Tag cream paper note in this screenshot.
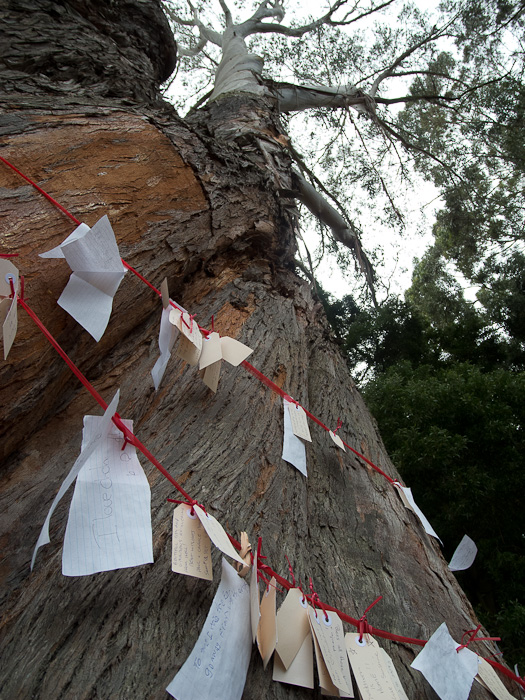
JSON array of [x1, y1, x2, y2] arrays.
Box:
[[250, 547, 260, 643], [345, 633, 409, 700], [257, 578, 277, 669], [448, 535, 477, 572], [169, 308, 202, 366], [475, 657, 517, 700], [40, 217, 126, 342], [220, 336, 253, 366], [287, 403, 312, 442], [275, 588, 311, 669], [31, 391, 120, 570], [172, 504, 212, 581], [166, 558, 252, 700], [273, 632, 314, 689], [282, 398, 307, 476], [329, 431, 346, 451], [62, 416, 153, 576], [0, 258, 19, 359], [309, 606, 354, 696], [193, 505, 245, 566], [312, 628, 353, 697], [411, 622, 479, 700]]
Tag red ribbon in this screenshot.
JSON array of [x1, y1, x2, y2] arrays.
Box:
[[358, 595, 383, 642]]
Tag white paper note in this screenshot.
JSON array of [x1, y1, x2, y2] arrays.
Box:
[[194, 506, 246, 565], [288, 403, 312, 442], [411, 623, 479, 700], [0, 258, 19, 359], [40, 217, 126, 341], [329, 431, 346, 451], [345, 634, 409, 700], [151, 305, 178, 390], [449, 535, 477, 572], [62, 415, 153, 576], [250, 547, 260, 643], [31, 391, 120, 570], [166, 558, 252, 700], [282, 399, 307, 476], [398, 485, 441, 542]]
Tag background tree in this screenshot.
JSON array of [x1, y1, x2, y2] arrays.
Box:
[[1, 1, 522, 699]]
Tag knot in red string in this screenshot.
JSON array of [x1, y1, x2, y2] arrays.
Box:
[[309, 577, 329, 621], [358, 595, 382, 641], [333, 417, 343, 434], [285, 555, 296, 588], [457, 624, 501, 652]]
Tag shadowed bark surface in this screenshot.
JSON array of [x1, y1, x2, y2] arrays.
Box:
[[0, 2, 516, 699]]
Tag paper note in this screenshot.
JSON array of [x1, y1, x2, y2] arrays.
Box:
[[273, 634, 314, 689], [449, 535, 477, 572], [202, 361, 221, 393], [275, 588, 311, 669], [193, 506, 245, 566], [169, 308, 202, 365], [393, 482, 414, 511], [329, 431, 346, 451], [200, 332, 222, 369], [31, 391, 120, 570], [250, 546, 260, 642], [282, 399, 307, 476], [380, 648, 411, 699], [62, 415, 153, 576], [40, 217, 126, 342], [476, 657, 517, 700], [161, 278, 170, 309], [397, 485, 441, 542], [309, 606, 354, 695], [220, 336, 253, 366], [166, 558, 251, 700], [411, 623, 479, 700], [345, 634, 409, 700], [257, 578, 277, 669], [288, 403, 312, 442], [172, 504, 212, 581], [0, 258, 19, 359], [151, 305, 178, 390], [312, 627, 353, 697]]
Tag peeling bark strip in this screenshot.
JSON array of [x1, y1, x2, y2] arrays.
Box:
[[0, 2, 514, 699]]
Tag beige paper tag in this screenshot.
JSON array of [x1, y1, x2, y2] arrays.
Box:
[[220, 336, 253, 366], [393, 483, 414, 512], [329, 431, 346, 451], [275, 588, 311, 669], [202, 360, 221, 392], [1, 296, 17, 360], [273, 635, 314, 689], [288, 404, 312, 442], [171, 504, 213, 581], [199, 331, 223, 369], [312, 627, 353, 697], [309, 606, 354, 695], [476, 657, 516, 700], [161, 278, 170, 309], [193, 505, 245, 565], [170, 308, 202, 364], [250, 547, 260, 643], [345, 633, 409, 700], [379, 649, 411, 700], [257, 578, 277, 669], [0, 258, 19, 297]]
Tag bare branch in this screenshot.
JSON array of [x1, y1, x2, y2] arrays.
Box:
[[275, 82, 370, 114], [218, 0, 233, 27]]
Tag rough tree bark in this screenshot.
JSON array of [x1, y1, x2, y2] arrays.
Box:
[[0, 2, 514, 699]]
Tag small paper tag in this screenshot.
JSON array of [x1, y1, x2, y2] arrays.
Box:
[[288, 404, 312, 442], [1, 296, 17, 360], [345, 634, 409, 700], [161, 278, 170, 309], [275, 588, 311, 669], [257, 578, 277, 669], [200, 332, 223, 369], [220, 336, 253, 366], [397, 485, 441, 541], [194, 506, 246, 566], [170, 308, 202, 364], [393, 482, 414, 511], [282, 399, 307, 476], [475, 658, 516, 700], [273, 635, 314, 689], [202, 361, 221, 393], [329, 431, 346, 451], [448, 535, 477, 572], [312, 627, 353, 697], [171, 504, 213, 581], [250, 547, 260, 643], [308, 607, 353, 695], [177, 334, 201, 366]]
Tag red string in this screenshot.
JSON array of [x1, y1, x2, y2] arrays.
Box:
[[333, 417, 343, 434], [358, 595, 383, 641], [0, 253, 19, 258], [5, 157, 525, 692], [457, 625, 501, 652]]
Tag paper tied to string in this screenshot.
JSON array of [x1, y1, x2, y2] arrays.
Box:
[[257, 576, 277, 669], [345, 633, 409, 700], [448, 535, 477, 572], [31, 391, 120, 570], [394, 484, 442, 542], [0, 257, 19, 359], [166, 558, 252, 700], [151, 301, 178, 390], [250, 545, 260, 643], [329, 430, 346, 451], [193, 505, 245, 566], [62, 414, 153, 576], [169, 307, 203, 366], [308, 605, 354, 696], [476, 657, 517, 700], [282, 398, 307, 477], [171, 503, 212, 581], [273, 588, 314, 690], [198, 333, 254, 393], [411, 623, 479, 700], [39, 216, 126, 342]]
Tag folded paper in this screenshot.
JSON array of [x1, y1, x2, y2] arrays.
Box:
[[275, 588, 311, 669], [250, 546, 260, 643], [257, 578, 277, 669], [395, 484, 441, 542], [282, 398, 307, 476], [166, 558, 251, 700], [411, 623, 478, 700], [31, 391, 120, 570], [40, 217, 126, 341], [151, 305, 178, 390], [448, 535, 477, 572], [193, 505, 246, 566], [329, 431, 346, 451], [273, 633, 314, 689], [169, 308, 202, 366], [62, 415, 153, 576], [0, 258, 19, 360]]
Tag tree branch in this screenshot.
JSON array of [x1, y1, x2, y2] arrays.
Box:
[[275, 82, 371, 114]]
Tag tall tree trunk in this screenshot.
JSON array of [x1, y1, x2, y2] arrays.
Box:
[[0, 2, 512, 699]]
